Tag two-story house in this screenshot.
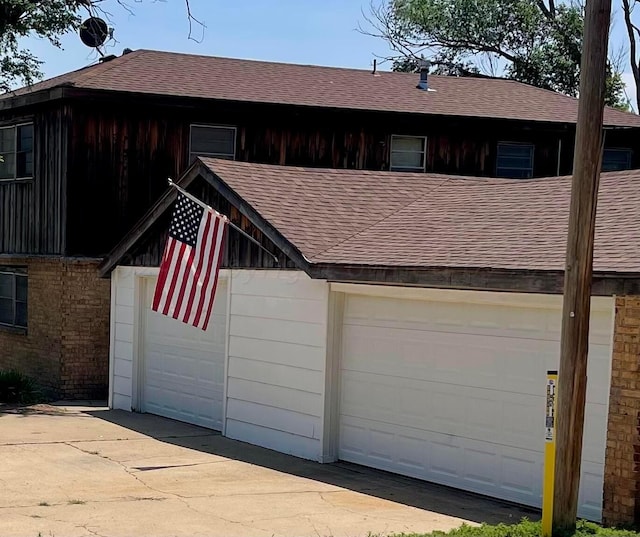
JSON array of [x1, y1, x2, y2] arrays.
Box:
[[2, 48, 640, 398], [3, 49, 640, 527]]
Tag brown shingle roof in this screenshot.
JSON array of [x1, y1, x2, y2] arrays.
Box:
[[6, 49, 640, 127], [200, 158, 640, 273]]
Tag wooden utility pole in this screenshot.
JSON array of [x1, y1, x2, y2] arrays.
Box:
[[553, 0, 611, 531]]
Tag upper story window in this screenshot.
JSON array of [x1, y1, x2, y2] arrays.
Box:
[[602, 148, 632, 172], [390, 135, 427, 172], [0, 267, 27, 330], [189, 125, 236, 162], [496, 142, 534, 179], [0, 123, 34, 181]]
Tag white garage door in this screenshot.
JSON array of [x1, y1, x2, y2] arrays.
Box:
[[141, 276, 228, 430], [338, 291, 613, 521]]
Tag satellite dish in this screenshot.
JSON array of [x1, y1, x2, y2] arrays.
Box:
[[79, 17, 109, 48]]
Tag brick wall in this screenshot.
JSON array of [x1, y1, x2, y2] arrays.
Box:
[[60, 259, 110, 399], [0, 258, 63, 397], [0, 257, 109, 400], [603, 296, 640, 526]]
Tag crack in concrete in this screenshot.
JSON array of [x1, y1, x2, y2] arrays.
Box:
[[1, 433, 217, 447], [62, 442, 263, 534], [78, 523, 107, 537], [0, 496, 166, 510]]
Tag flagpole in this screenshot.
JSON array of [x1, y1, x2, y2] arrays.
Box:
[[167, 178, 280, 264]]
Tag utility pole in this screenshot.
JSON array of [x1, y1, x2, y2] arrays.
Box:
[[553, 0, 611, 531]]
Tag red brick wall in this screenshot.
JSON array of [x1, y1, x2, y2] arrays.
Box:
[[603, 296, 640, 526], [0, 257, 109, 399]]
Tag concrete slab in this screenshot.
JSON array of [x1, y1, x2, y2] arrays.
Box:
[[0, 404, 537, 537]]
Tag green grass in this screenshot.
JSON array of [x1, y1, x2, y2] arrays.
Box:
[[37, 501, 49, 507], [0, 370, 41, 404], [67, 499, 86, 505], [389, 520, 639, 537]]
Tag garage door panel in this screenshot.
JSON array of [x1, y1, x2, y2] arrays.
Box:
[[340, 413, 542, 506], [342, 369, 544, 451], [463, 440, 499, 487], [579, 462, 605, 521], [346, 296, 549, 341], [339, 293, 613, 521], [501, 450, 540, 496], [343, 324, 560, 396], [586, 349, 614, 404], [141, 277, 227, 430], [396, 433, 427, 471], [583, 403, 608, 463]]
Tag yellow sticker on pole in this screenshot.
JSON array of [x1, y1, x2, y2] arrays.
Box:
[[542, 370, 558, 537]]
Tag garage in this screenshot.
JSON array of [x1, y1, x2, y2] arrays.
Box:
[[139, 275, 229, 430], [337, 289, 613, 521], [104, 159, 640, 526]]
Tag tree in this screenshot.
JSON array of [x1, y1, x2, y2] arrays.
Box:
[[622, 0, 640, 111], [1, 1, 87, 93], [0, 0, 202, 94], [365, 0, 629, 110]]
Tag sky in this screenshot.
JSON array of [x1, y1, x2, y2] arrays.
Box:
[[17, 0, 640, 109], [21, 1, 390, 77]]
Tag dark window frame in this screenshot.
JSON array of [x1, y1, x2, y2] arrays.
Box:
[[189, 124, 237, 162], [602, 148, 632, 172], [0, 123, 34, 182], [496, 142, 535, 179], [390, 135, 428, 172], [0, 267, 27, 332]]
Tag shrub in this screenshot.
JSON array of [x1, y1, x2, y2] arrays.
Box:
[[390, 519, 640, 537], [0, 370, 41, 404]]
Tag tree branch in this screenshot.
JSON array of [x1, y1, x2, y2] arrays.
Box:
[[622, 0, 640, 111], [184, 0, 205, 43], [537, 0, 553, 19]]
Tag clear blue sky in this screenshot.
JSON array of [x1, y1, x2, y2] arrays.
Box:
[[18, 0, 638, 105], [21, 0, 392, 77]]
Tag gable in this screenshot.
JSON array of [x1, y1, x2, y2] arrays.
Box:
[[100, 169, 298, 276]]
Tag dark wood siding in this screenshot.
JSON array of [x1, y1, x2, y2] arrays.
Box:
[[0, 105, 69, 254], [65, 98, 589, 257], [122, 177, 294, 269], [0, 93, 628, 259]]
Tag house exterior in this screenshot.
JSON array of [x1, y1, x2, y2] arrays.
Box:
[[1, 50, 640, 525], [100, 158, 640, 526], [6, 51, 639, 399]]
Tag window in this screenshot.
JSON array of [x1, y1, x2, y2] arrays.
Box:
[[602, 148, 632, 172], [189, 125, 236, 162], [0, 124, 34, 181], [390, 135, 427, 171], [0, 268, 27, 329], [496, 142, 534, 178]]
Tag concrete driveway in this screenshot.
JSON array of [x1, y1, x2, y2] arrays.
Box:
[[0, 403, 537, 537]]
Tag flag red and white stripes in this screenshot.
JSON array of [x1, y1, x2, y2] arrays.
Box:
[[152, 192, 227, 330]]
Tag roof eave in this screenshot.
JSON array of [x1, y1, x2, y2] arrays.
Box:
[[0, 86, 70, 112], [6, 85, 640, 129], [308, 263, 640, 296]]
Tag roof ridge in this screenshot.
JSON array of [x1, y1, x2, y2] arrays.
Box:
[[310, 175, 456, 260]]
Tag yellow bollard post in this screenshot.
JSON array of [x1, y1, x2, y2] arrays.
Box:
[[542, 370, 558, 537]]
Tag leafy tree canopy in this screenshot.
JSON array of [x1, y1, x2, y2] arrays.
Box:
[[0, 0, 90, 93], [366, 0, 629, 110], [0, 0, 202, 94]]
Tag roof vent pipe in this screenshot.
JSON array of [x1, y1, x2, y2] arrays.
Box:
[[416, 58, 430, 90]]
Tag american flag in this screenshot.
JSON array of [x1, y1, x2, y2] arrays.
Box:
[[152, 191, 227, 330]]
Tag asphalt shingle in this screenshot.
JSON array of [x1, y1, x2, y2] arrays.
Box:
[[200, 158, 640, 273], [6, 49, 640, 127]]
